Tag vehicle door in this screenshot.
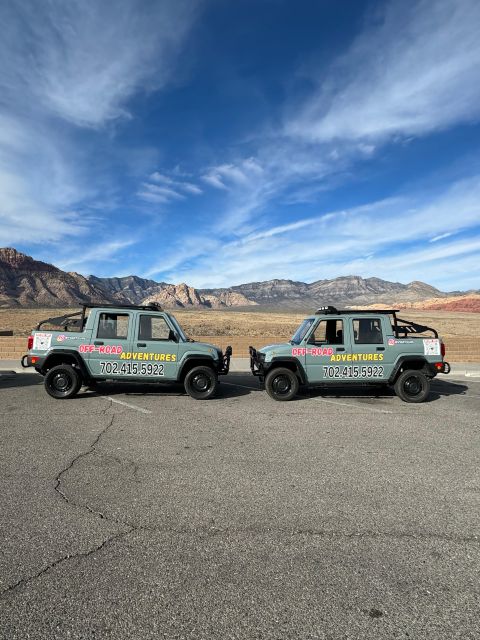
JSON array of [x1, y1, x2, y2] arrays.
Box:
[[303, 317, 347, 383], [348, 316, 391, 381], [84, 310, 132, 377], [127, 313, 179, 380]]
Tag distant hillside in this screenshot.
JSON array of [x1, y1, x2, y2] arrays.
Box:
[[0, 247, 477, 310], [199, 276, 446, 309], [0, 248, 255, 308], [0, 248, 110, 307]]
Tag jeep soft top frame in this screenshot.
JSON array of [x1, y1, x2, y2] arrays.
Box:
[[314, 307, 438, 338], [36, 302, 164, 331]]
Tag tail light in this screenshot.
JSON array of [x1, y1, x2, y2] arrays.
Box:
[[27, 335, 33, 350], [441, 342, 446, 358]]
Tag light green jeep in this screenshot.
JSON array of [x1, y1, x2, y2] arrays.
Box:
[[250, 306, 450, 403], [22, 303, 232, 400]]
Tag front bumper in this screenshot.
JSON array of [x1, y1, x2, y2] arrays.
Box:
[[249, 346, 266, 379], [217, 346, 232, 375]]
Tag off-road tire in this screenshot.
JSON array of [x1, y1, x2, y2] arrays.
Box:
[[184, 366, 217, 400], [265, 367, 299, 401], [44, 364, 82, 399], [394, 370, 430, 403]]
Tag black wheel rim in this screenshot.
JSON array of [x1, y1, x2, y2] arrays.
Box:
[[403, 375, 422, 397], [50, 371, 73, 394], [272, 374, 291, 396], [192, 373, 211, 393]]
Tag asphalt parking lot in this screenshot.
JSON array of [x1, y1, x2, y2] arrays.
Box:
[[0, 371, 479, 639]]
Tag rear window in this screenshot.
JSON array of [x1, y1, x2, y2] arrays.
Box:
[[353, 318, 383, 344], [97, 313, 129, 339]]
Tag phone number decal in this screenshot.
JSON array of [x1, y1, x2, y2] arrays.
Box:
[[323, 365, 385, 379], [99, 361, 164, 376]]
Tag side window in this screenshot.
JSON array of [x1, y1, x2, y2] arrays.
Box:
[[353, 318, 383, 344], [97, 313, 129, 339], [138, 315, 172, 341], [310, 319, 344, 345]]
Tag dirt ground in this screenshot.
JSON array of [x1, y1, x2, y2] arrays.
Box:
[[1, 307, 479, 338]]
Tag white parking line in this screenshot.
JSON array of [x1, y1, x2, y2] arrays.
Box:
[[102, 396, 152, 414], [222, 381, 260, 391], [315, 397, 393, 414]]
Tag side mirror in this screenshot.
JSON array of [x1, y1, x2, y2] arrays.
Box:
[[169, 329, 179, 342], [307, 335, 315, 344]]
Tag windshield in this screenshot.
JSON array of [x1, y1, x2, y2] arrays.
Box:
[[167, 314, 188, 342], [291, 318, 315, 345]]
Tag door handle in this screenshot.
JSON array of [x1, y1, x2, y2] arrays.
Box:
[[377, 347, 385, 351], [137, 342, 146, 347], [94, 341, 104, 345], [336, 347, 345, 352]]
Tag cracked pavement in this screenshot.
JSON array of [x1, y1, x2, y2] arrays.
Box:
[[0, 372, 479, 639]]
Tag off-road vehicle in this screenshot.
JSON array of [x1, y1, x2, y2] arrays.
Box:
[[250, 307, 450, 403], [22, 303, 232, 400]]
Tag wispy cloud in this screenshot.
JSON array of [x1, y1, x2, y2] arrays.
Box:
[[0, 0, 200, 129], [139, 170, 203, 204], [190, 0, 480, 254], [201, 158, 264, 191], [430, 231, 455, 243], [55, 238, 139, 272], [0, 0, 200, 252], [287, 0, 480, 144], [138, 183, 187, 204], [156, 175, 480, 290]]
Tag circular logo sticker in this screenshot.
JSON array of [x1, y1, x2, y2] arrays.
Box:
[[57, 334, 66, 342]]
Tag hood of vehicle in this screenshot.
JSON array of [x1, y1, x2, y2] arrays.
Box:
[[259, 343, 290, 356], [187, 341, 222, 357]]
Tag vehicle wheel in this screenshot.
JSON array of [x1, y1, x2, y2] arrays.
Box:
[[184, 366, 217, 400], [265, 367, 299, 401], [44, 364, 82, 399], [394, 370, 430, 403]]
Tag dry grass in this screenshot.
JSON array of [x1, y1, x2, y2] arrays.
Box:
[[1, 307, 479, 338]]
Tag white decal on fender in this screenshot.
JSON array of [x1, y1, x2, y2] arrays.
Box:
[[33, 333, 52, 351], [423, 339, 440, 356]]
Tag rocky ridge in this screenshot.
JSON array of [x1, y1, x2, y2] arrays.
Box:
[[0, 247, 477, 310]]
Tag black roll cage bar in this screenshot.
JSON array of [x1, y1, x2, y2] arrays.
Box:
[[314, 307, 438, 339], [36, 302, 164, 331]]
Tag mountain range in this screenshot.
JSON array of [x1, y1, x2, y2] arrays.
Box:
[[0, 247, 477, 310]]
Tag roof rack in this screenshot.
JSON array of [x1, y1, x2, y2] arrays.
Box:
[[315, 307, 400, 315], [81, 302, 164, 312]]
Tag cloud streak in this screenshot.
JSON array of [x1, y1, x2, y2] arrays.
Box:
[[0, 0, 200, 128], [288, 0, 480, 143], [0, 0, 201, 264], [157, 175, 480, 290]]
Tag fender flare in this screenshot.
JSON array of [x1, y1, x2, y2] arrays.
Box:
[[267, 356, 307, 385], [177, 354, 218, 381], [388, 356, 432, 383], [41, 349, 91, 379]]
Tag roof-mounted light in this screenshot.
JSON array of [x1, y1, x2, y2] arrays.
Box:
[[315, 306, 339, 315]]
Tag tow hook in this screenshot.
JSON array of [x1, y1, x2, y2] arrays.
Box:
[[21, 354, 30, 368]]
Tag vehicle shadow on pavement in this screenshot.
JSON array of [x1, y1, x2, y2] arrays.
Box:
[[302, 379, 469, 402], [71, 378, 253, 400], [429, 379, 470, 400], [0, 372, 43, 388]]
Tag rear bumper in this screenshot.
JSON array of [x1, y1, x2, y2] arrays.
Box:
[[21, 354, 45, 371], [426, 361, 451, 376]]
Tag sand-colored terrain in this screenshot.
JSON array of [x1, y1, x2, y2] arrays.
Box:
[[1, 307, 479, 339]]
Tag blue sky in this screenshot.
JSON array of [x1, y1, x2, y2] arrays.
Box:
[[1, 0, 480, 291]]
